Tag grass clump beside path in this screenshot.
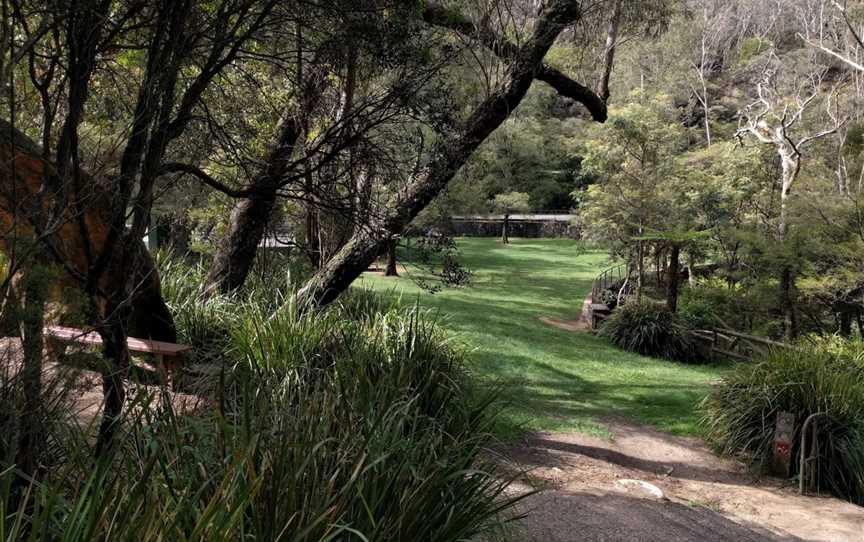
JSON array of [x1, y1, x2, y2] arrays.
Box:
[[359, 238, 726, 438]]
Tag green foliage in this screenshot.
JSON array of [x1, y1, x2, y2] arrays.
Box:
[[678, 279, 746, 330], [599, 301, 696, 362], [0, 285, 521, 540], [737, 37, 772, 65], [677, 293, 719, 330], [492, 191, 531, 214], [702, 340, 864, 504], [443, 87, 588, 213], [578, 95, 691, 254]]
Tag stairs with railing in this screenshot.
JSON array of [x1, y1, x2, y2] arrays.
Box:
[[588, 263, 633, 329]]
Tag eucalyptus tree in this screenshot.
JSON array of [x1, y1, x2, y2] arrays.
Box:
[[735, 51, 847, 338], [297, 0, 609, 309], [579, 94, 689, 300], [193, 0, 612, 300]]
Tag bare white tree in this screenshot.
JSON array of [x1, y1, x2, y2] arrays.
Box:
[[736, 54, 847, 337], [800, 1, 864, 73], [688, 1, 736, 146]]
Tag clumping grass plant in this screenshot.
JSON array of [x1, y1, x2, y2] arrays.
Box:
[[599, 301, 696, 362], [0, 255, 523, 540], [702, 338, 864, 504]]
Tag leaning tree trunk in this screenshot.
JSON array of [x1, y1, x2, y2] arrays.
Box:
[[205, 188, 279, 296], [666, 244, 681, 313], [204, 116, 304, 296], [297, 0, 588, 309], [205, 66, 330, 295]]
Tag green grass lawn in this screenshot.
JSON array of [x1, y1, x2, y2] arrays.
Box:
[[358, 238, 726, 438]]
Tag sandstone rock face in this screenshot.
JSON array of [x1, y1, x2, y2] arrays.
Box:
[[0, 118, 175, 342]]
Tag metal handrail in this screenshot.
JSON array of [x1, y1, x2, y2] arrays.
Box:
[[800, 412, 828, 496], [591, 263, 630, 303]]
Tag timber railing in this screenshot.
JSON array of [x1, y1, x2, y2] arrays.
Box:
[[688, 328, 792, 362]]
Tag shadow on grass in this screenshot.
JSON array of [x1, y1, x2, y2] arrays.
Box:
[[363, 239, 726, 438]]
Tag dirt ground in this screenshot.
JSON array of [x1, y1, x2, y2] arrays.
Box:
[[500, 419, 864, 541], [539, 295, 593, 332], [0, 338, 204, 429]]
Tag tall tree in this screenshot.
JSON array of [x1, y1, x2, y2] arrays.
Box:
[[736, 55, 846, 338], [297, 0, 603, 309]]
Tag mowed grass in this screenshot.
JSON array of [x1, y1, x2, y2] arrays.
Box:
[[357, 238, 726, 438]]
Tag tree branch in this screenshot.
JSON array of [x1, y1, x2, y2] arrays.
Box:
[[422, 1, 607, 122], [159, 162, 258, 198]]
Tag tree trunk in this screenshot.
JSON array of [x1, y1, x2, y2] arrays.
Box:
[[205, 114, 305, 296], [666, 244, 681, 313], [502, 214, 510, 244], [778, 153, 799, 340], [687, 251, 696, 287], [205, 65, 329, 294], [839, 306, 853, 337], [16, 270, 46, 477], [779, 266, 799, 339], [205, 189, 278, 296], [305, 206, 322, 268], [385, 238, 399, 276], [596, 0, 621, 102], [94, 311, 131, 457], [636, 241, 644, 303], [297, 0, 587, 309], [167, 216, 191, 255]]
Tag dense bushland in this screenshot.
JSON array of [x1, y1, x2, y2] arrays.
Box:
[[0, 257, 519, 540], [702, 338, 864, 504]]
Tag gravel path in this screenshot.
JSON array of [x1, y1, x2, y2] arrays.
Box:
[[500, 419, 864, 541]]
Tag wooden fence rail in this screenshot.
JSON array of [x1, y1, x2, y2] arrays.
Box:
[[688, 328, 792, 362]]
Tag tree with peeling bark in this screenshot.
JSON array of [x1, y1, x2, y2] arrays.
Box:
[[736, 54, 847, 338]]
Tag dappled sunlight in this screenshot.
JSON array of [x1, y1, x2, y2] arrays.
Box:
[[359, 238, 726, 438]]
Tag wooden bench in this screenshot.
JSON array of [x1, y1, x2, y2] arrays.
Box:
[[44, 325, 190, 384]]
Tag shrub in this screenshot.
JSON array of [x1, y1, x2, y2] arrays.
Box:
[[0, 277, 521, 540], [678, 278, 780, 337], [702, 340, 864, 504], [677, 293, 717, 330], [599, 301, 695, 361]]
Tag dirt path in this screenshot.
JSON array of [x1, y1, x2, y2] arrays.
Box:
[[539, 294, 593, 332], [500, 419, 864, 541]]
